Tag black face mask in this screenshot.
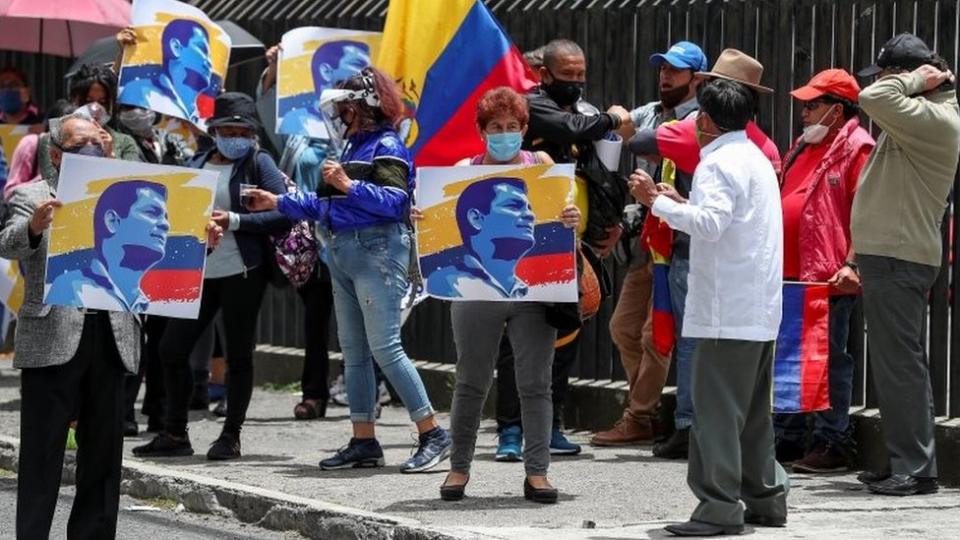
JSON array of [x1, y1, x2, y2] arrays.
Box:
[[543, 69, 584, 107]]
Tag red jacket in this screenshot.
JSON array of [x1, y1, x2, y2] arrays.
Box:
[[781, 117, 875, 282]]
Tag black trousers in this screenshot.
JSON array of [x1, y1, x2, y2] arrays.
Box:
[[160, 268, 267, 437], [124, 316, 168, 424], [17, 312, 126, 540], [297, 266, 333, 402], [496, 330, 580, 431]]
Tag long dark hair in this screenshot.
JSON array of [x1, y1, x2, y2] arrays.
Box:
[[337, 67, 408, 131]]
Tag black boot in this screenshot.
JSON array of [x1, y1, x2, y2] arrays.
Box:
[[653, 427, 689, 459]]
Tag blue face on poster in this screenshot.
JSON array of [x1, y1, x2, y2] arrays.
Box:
[[311, 40, 371, 94], [46, 181, 170, 313]]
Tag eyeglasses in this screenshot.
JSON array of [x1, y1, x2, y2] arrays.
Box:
[[801, 100, 835, 111]]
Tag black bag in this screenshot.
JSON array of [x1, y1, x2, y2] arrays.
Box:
[[577, 148, 630, 252]]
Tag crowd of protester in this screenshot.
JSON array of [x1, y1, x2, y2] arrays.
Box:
[[0, 24, 957, 539]]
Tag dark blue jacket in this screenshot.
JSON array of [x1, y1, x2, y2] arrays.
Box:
[[277, 126, 413, 232], [188, 147, 291, 271]]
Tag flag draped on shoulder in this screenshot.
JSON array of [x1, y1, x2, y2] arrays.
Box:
[[640, 158, 677, 357], [773, 282, 831, 413], [377, 0, 538, 166]]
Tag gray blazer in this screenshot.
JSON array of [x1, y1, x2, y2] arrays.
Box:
[[0, 181, 140, 372]]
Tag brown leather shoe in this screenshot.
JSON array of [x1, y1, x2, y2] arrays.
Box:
[[590, 417, 654, 446]]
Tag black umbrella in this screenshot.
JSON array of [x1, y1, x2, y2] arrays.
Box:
[[64, 19, 265, 79]]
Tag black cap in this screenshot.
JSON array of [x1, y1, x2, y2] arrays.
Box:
[[205, 92, 261, 130], [858, 33, 935, 77]]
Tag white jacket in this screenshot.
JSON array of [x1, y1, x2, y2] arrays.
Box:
[[652, 131, 783, 342]]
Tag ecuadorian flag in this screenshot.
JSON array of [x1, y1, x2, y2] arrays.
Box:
[[773, 283, 831, 413], [378, 0, 537, 166]]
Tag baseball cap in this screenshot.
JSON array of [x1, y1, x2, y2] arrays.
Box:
[[790, 69, 861, 103], [650, 41, 708, 72], [858, 33, 934, 77]]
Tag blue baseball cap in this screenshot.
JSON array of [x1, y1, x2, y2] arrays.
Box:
[[649, 41, 708, 72]]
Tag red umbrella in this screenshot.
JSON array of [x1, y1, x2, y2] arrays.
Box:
[[0, 0, 131, 57]]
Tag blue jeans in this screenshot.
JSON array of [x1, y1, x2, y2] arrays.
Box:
[[669, 255, 695, 429], [774, 295, 858, 449], [322, 222, 435, 424]]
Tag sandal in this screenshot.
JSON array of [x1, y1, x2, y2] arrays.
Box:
[[294, 399, 327, 420]]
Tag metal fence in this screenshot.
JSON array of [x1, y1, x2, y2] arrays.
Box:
[[1, 0, 958, 417]]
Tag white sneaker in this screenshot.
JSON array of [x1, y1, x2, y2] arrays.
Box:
[[329, 375, 349, 407], [378, 381, 392, 405]]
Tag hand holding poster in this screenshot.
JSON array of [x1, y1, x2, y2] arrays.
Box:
[[118, 0, 231, 129], [417, 164, 577, 302], [43, 154, 217, 318], [276, 27, 381, 139]]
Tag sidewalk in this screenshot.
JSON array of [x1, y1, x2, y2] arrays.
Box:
[[1, 363, 959, 539]]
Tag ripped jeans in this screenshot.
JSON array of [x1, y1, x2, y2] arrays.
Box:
[[321, 222, 435, 424]]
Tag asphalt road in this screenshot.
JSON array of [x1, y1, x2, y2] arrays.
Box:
[[0, 475, 303, 540]]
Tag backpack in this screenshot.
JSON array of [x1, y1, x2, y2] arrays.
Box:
[[244, 149, 319, 288]]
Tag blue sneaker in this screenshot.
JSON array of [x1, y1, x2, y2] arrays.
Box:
[[400, 427, 452, 473], [320, 438, 385, 470], [495, 425, 523, 462], [550, 428, 582, 455]]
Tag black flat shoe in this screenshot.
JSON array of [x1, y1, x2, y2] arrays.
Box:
[[744, 510, 786, 527], [523, 478, 558, 504], [207, 432, 241, 461], [440, 476, 470, 501], [664, 520, 744, 537], [868, 474, 938, 496]]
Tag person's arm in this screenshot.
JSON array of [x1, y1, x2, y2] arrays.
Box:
[[0, 188, 54, 259], [235, 153, 293, 234], [859, 69, 953, 148], [277, 190, 328, 222], [527, 95, 620, 144], [627, 127, 659, 157], [345, 155, 410, 220], [650, 161, 737, 242]]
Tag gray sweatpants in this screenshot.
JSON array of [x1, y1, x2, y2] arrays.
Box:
[[857, 254, 939, 478], [687, 339, 789, 526], [449, 301, 556, 476]]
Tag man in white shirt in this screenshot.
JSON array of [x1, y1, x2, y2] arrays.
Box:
[[631, 77, 788, 537]]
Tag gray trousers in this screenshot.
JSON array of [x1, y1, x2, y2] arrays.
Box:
[[688, 339, 788, 526], [449, 301, 556, 476], [857, 254, 939, 478]]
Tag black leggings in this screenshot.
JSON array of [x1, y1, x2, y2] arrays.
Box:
[[297, 266, 333, 401], [160, 268, 267, 437]]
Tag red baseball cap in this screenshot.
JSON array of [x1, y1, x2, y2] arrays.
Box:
[[790, 69, 861, 103]]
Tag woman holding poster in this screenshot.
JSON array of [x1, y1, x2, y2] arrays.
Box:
[[429, 87, 579, 503], [245, 68, 453, 474]]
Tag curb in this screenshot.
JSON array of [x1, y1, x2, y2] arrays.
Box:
[[0, 434, 465, 540]]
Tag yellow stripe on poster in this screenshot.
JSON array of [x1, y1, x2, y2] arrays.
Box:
[[278, 34, 382, 97], [48, 172, 212, 256], [122, 14, 229, 73]]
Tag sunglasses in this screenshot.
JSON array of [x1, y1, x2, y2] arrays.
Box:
[[801, 100, 836, 111]]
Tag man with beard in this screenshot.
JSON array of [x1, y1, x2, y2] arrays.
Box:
[[590, 41, 706, 448], [119, 19, 213, 125], [46, 179, 170, 313], [428, 177, 537, 299]]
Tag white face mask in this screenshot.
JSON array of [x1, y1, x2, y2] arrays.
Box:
[[801, 105, 839, 144]]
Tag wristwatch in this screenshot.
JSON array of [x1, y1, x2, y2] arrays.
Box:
[[843, 260, 860, 274]]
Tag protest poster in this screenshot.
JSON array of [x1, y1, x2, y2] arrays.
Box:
[[276, 27, 381, 139], [416, 164, 577, 302], [43, 154, 217, 318], [0, 258, 25, 344], [0, 124, 31, 168], [117, 0, 231, 129]]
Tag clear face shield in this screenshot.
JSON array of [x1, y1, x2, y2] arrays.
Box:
[[317, 85, 380, 159]]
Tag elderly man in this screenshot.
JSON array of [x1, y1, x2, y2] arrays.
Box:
[[2, 114, 222, 539], [591, 41, 707, 447], [853, 33, 960, 496], [632, 77, 788, 536], [774, 69, 875, 472]]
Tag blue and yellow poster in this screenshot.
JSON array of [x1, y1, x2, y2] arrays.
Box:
[[43, 154, 217, 318]]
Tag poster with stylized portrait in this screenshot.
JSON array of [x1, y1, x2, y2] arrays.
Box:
[[0, 257, 25, 343], [43, 154, 217, 318], [416, 164, 578, 302], [117, 0, 231, 129], [276, 27, 381, 139]]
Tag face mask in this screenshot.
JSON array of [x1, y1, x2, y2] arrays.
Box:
[[63, 143, 105, 158], [119, 108, 156, 138], [214, 135, 254, 160], [0, 89, 23, 115], [486, 131, 523, 162], [801, 106, 839, 144], [543, 70, 584, 107]]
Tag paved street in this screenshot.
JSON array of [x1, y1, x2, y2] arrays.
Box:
[[1, 363, 959, 539]]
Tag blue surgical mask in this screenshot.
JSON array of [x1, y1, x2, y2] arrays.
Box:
[[215, 135, 254, 160], [65, 144, 105, 158], [485, 132, 523, 162], [0, 89, 23, 115]]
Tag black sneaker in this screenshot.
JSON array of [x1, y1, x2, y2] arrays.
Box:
[[207, 432, 241, 461], [653, 427, 689, 459], [400, 427, 452, 473], [133, 433, 194, 457], [868, 474, 938, 496], [320, 438, 385, 470]]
